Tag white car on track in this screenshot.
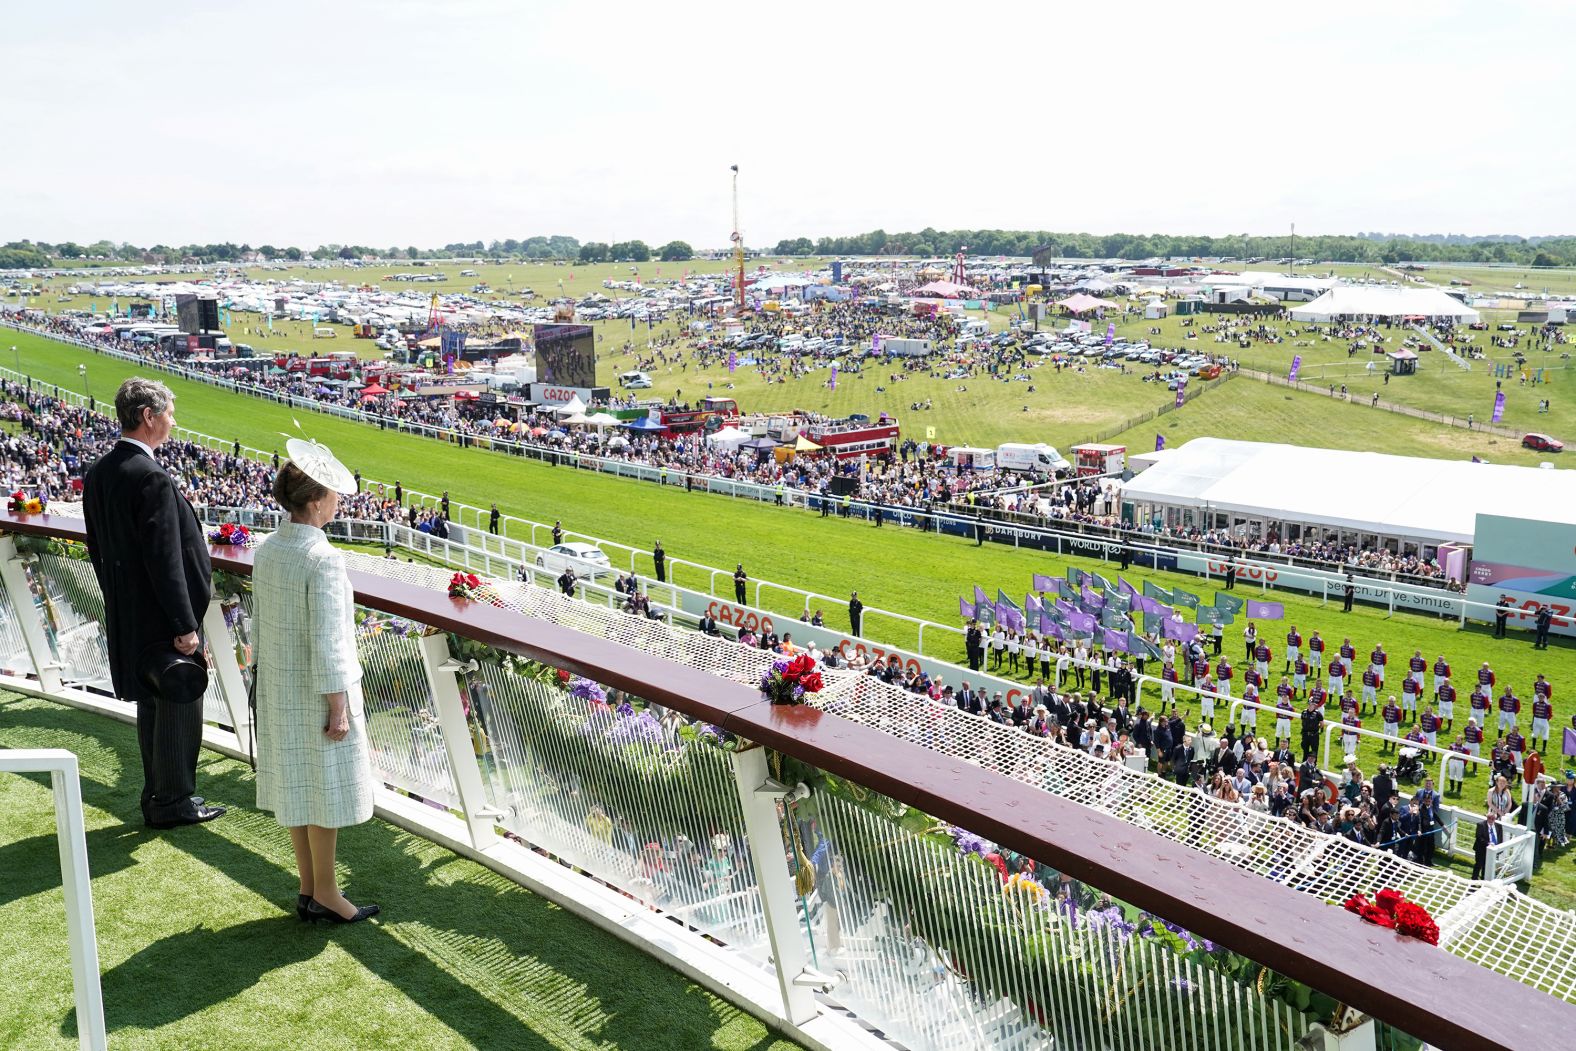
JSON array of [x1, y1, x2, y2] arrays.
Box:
[[535, 542, 615, 581]]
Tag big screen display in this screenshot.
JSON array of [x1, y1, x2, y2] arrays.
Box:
[[533, 324, 596, 388]]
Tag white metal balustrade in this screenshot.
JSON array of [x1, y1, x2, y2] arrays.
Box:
[[0, 525, 1555, 1050]]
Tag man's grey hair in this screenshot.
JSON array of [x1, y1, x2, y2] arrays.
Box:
[[115, 377, 174, 432]]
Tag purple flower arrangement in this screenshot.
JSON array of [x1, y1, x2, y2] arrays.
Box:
[[567, 676, 608, 704]]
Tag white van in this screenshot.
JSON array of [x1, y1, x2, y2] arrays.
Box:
[[619, 370, 653, 389], [313, 326, 336, 339], [996, 442, 1071, 476], [950, 446, 996, 470]]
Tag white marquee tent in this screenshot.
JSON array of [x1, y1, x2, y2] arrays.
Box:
[[1120, 437, 1576, 545], [706, 425, 749, 452], [1288, 286, 1479, 323]]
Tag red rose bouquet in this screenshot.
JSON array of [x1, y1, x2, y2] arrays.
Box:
[[448, 572, 502, 605], [1343, 889, 1438, 945], [760, 652, 825, 705]]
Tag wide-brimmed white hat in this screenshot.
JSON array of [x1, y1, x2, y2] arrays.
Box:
[[285, 436, 357, 495]]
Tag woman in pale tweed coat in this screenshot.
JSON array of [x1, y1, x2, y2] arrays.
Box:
[[253, 451, 379, 924]]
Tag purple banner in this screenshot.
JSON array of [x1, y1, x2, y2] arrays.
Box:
[[1245, 600, 1285, 620], [975, 584, 989, 605], [829, 363, 838, 391], [1155, 433, 1166, 451], [1119, 576, 1138, 598], [1044, 618, 1064, 640], [1067, 610, 1097, 634], [960, 596, 975, 618], [1289, 354, 1302, 382], [1492, 390, 1506, 423], [727, 350, 737, 373], [1162, 619, 1199, 643], [1081, 586, 1106, 610], [1102, 628, 1131, 653], [1105, 321, 1116, 346], [1175, 385, 1185, 408], [1032, 572, 1057, 593]]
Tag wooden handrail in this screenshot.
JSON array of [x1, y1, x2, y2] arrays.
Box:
[[4, 510, 1568, 1049]]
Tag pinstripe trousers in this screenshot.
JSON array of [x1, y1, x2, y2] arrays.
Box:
[[136, 695, 204, 822]]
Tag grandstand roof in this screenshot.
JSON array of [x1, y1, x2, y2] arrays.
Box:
[[1121, 437, 1576, 545]]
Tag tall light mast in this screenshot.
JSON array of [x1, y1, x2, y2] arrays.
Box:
[[730, 164, 745, 314]]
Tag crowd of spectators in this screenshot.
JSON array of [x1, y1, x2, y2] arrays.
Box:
[[0, 313, 1471, 584]]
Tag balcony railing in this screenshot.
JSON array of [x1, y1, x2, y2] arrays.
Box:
[[0, 510, 1570, 1051]]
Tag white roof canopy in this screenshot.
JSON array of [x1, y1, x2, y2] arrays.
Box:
[[1288, 286, 1479, 322], [1121, 437, 1576, 545]]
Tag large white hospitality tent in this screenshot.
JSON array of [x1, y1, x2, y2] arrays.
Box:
[[1121, 437, 1575, 549], [1288, 286, 1479, 323]]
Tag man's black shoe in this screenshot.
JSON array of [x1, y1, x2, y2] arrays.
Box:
[[147, 803, 227, 829]]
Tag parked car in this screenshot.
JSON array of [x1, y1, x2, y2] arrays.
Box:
[[535, 542, 615, 580], [1522, 433, 1564, 452]]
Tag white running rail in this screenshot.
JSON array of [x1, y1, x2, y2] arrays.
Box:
[[0, 748, 106, 1051]]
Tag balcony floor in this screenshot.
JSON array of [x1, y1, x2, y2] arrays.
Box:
[[0, 695, 806, 1051]]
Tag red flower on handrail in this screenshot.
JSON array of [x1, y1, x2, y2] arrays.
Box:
[[1343, 889, 1438, 945]]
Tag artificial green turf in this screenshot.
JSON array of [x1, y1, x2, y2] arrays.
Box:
[[0, 695, 805, 1051]]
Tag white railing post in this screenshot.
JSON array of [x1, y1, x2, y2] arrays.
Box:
[[729, 747, 820, 1027], [0, 536, 65, 693], [417, 631, 502, 851], [1301, 1018, 1378, 1051], [0, 749, 107, 1051], [201, 602, 252, 738]]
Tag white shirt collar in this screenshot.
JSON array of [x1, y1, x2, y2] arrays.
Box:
[[119, 436, 156, 458]]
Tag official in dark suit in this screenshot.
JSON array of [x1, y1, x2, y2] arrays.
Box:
[[83, 378, 225, 829], [1471, 812, 1500, 880]]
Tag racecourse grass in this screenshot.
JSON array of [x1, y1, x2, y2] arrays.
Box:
[[0, 695, 804, 1051], [8, 329, 1576, 904]]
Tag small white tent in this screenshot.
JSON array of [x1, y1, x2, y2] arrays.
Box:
[[706, 426, 749, 453]]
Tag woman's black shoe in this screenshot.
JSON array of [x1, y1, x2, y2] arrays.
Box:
[[296, 894, 312, 922], [306, 899, 380, 924]]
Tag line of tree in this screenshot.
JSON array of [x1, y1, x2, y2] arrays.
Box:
[[769, 229, 1576, 268], [3, 235, 589, 267], [14, 229, 1576, 270]]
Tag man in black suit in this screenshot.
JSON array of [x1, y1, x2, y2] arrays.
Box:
[[83, 378, 224, 829], [1471, 810, 1501, 880]]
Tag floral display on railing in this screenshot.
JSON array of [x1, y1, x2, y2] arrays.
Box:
[[447, 571, 503, 606], [760, 653, 824, 705], [8, 490, 45, 514], [207, 522, 254, 547], [1343, 889, 1440, 946]]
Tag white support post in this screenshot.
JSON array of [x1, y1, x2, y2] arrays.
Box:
[[0, 536, 64, 693], [1301, 1018, 1378, 1051], [201, 604, 251, 740], [0, 749, 107, 1051], [729, 748, 820, 1027], [417, 631, 503, 851]]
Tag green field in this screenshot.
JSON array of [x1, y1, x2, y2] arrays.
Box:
[[0, 695, 802, 1051], [1108, 309, 1570, 446], [19, 258, 1572, 456], [9, 329, 1576, 839]]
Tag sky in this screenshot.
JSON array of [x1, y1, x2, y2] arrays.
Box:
[[5, 0, 1575, 249]]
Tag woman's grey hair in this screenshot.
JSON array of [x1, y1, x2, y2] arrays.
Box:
[[114, 377, 174, 432]]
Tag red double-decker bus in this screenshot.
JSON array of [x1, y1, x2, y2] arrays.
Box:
[[804, 416, 900, 460]]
